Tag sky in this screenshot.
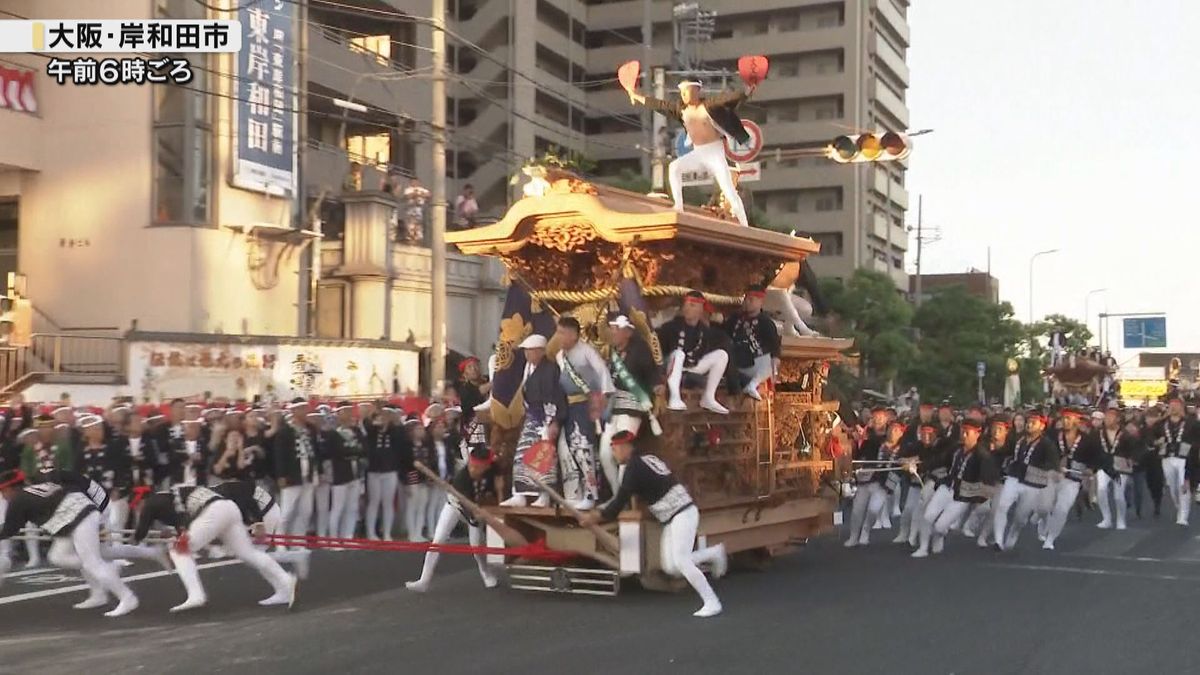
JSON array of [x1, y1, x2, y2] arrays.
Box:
[[903, 0, 1200, 368]]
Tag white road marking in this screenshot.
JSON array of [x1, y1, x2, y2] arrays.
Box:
[[986, 562, 1200, 582], [0, 559, 242, 606]]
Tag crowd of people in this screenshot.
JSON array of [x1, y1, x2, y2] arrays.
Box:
[[0, 282, 790, 619], [840, 396, 1200, 558]]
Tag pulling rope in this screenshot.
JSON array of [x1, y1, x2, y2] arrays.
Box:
[[531, 285, 743, 306], [262, 533, 577, 564]]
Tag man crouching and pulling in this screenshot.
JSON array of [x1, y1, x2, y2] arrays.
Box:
[[578, 431, 728, 618], [405, 446, 500, 593], [133, 484, 297, 612]]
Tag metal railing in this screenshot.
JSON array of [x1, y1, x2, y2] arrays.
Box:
[[0, 333, 126, 393]]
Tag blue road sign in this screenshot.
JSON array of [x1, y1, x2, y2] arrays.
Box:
[[1123, 316, 1167, 349]]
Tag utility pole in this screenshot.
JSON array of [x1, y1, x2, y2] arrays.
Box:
[[913, 194, 923, 307], [296, 0, 312, 336], [641, 0, 652, 177], [430, 0, 448, 395]]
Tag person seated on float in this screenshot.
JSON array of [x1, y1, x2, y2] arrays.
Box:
[[655, 291, 730, 415]]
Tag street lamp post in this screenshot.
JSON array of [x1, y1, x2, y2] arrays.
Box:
[[1028, 248, 1060, 324], [1084, 288, 1107, 342]]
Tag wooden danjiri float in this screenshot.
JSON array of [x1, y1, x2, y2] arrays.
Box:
[[446, 166, 852, 596]]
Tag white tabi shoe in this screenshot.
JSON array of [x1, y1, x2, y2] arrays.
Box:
[[73, 593, 110, 610], [23, 558, 42, 570], [1116, 521, 1127, 531], [259, 574, 298, 608], [891, 532, 909, 544], [1096, 520, 1113, 529], [500, 494, 528, 508], [742, 385, 762, 401], [667, 398, 688, 412], [481, 572, 499, 589], [911, 549, 929, 559], [699, 397, 730, 415], [170, 596, 207, 613], [1042, 540, 1056, 551], [405, 579, 430, 593], [570, 498, 594, 511], [501, 487, 530, 504], [931, 537, 945, 555], [532, 493, 551, 508], [104, 594, 139, 618], [710, 544, 728, 579], [693, 602, 723, 618], [843, 538, 859, 548]]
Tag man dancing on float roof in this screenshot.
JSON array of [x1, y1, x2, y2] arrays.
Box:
[[627, 79, 755, 227]]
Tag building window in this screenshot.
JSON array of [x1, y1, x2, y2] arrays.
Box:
[[815, 197, 835, 212], [154, 0, 210, 225], [773, 105, 800, 122], [777, 14, 800, 32], [349, 34, 391, 65], [817, 15, 840, 28], [892, 256, 903, 269], [811, 232, 844, 256], [776, 60, 799, 77]]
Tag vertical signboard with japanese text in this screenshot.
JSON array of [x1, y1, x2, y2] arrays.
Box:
[[233, 1, 294, 195]]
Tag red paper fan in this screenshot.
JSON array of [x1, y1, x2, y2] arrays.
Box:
[[738, 55, 769, 87], [617, 60, 641, 93], [523, 439, 558, 477]]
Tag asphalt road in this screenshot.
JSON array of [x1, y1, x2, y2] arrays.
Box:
[[4, 507, 1200, 675]]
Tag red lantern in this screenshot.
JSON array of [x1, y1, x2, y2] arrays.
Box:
[[738, 55, 769, 87]]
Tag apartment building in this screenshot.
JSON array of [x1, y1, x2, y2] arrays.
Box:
[[406, 0, 911, 288]]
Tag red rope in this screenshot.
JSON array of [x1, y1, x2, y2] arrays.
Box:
[[262, 533, 576, 563]]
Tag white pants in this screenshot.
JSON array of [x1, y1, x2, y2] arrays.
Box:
[[426, 486, 447, 537], [899, 481, 933, 543], [330, 480, 362, 540], [764, 288, 816, 337], [170, 500, 292, 604], [413, 502, 493, 586], [738, 354, 773, 397], [1096, 472, 1130, 528], [599, 414, 643, 496], [659, 505, 723, 609], [106, 497, 129, 533], [916, 486, 971, 555], [994, 477, 1048, 549], [365, 471, 399, 539], [991, 477, 1022, 548], [406, 483, 433, 541], [314, 483, 332, 537], [260, 505, 311, 570], [279, 483, 316, 544], [666, 348, 729, 408], [48, 511, 134, 604], [1163, 456, 1191, 525], [964, 500, 992, 542], [846, 483, 888, 545], [0, 496, 8, 567], [1044, 479, 1082, 547], [669, 139, 748, 226]]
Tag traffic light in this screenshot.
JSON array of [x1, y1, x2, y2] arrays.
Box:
[[825, 131, 910, 163]]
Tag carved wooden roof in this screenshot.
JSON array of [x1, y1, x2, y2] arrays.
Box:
[[446, 179, 821, 263]]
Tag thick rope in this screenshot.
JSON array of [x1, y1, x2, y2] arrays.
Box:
[[532, 285, 742, 306]]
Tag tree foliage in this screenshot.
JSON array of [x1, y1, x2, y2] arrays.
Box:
[[821, 269, 915, 390], [903, 286, 1025, 404]]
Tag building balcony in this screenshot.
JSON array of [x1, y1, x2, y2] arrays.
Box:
[[870, 31, 910, 85], [870, 77, 910, 128], [872, 167, 909, 210], [872, 0, 911, 47]]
